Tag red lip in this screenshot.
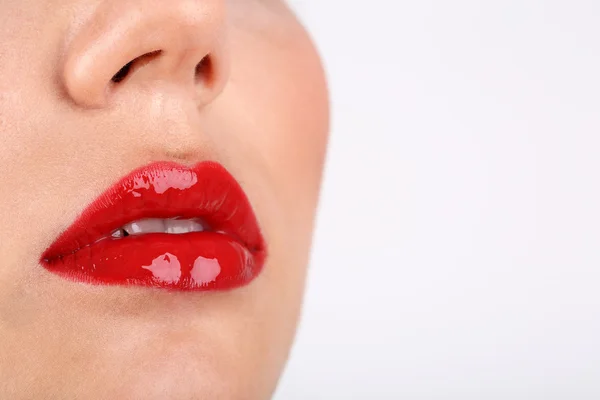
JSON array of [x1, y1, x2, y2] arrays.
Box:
[[41, 161, 266, 291]]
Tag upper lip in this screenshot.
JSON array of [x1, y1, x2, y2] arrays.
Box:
[[42, 161, 265, 262]]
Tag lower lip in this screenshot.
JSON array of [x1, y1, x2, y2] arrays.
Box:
[[41, 162, 266, 291], [48, 232, 261, 290]]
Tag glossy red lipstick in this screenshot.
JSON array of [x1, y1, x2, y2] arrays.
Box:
[[41, 162, 266, 291]]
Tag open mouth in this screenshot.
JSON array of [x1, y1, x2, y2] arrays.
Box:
[[41, 161, 266, 291]]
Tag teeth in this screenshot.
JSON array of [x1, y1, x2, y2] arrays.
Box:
[[117, 218, 206, 237], [164, 218, 205, 234], [123, 218, 166, 236]]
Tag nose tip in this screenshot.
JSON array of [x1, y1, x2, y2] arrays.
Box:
[[61, 0, 228, 108]]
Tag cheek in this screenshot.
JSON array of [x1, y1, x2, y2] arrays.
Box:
[[228, 29, 330, 222], [272, 48, 330, 201]]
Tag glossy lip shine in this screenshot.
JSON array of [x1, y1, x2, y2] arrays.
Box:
[[41, 161, 266, 291]]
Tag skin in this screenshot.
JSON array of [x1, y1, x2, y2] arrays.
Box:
[[0, 0, 328, 398]]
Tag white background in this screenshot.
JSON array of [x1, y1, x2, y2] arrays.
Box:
[[276, 1, 600, 399]]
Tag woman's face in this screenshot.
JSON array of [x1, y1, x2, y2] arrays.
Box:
[[0, 0, 328, 398]]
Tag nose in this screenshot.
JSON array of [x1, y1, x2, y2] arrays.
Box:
[[61, 0, 228, 109]]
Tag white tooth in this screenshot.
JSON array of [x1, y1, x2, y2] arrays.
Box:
[[164, 218, 205, 234], [123, 218, 166, 236]]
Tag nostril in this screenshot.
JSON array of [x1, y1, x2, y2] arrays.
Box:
[[111, 50, 162, 84], [195, 55, 214, 85], [111, 61, 133, 83]]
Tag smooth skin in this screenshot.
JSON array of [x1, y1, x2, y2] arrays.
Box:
[[0, 0, 329, 398]]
